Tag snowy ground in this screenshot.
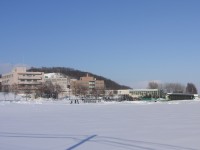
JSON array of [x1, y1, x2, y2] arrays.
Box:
[[0, 93, 200, 150]]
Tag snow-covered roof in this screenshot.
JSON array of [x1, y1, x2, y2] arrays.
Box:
[[44, 73, 65, 79]]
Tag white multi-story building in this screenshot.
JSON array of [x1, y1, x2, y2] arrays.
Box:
[[44, 73, 70, 98], [117, 89, 130, 95], [129, 89, 161, 98], [1, 67, 44, 93]]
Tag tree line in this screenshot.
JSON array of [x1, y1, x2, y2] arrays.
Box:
[[148, 81, 198, 94]]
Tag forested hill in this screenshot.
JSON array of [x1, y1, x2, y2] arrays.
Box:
[[28, 67, 131, 90]]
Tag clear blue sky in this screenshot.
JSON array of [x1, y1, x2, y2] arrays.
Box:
[[0, 0, 200, 88]]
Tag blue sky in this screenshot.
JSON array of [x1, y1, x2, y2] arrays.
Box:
[[0, 0, 200, 88]]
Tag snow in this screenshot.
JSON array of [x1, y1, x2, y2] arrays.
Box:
[[0, 93, 200, 150], [44, 73, 66, 79]]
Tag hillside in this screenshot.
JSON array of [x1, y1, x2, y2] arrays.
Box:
[[28, 67, 131, 90]]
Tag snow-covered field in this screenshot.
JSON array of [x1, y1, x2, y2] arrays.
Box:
[[0, 93, 200, 150]]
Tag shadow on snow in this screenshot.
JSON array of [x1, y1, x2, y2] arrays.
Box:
[[0, 132, 198, 150]]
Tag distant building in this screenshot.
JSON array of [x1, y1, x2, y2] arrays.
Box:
[[165, 93, 195, 100], [70, 79, 77, 93], [44, 73, 70, 98], [129, 89, 162, 99], [105, 90, 118, 96], [71, 74, 105, 96], [117, 89, 130, 95], [1, 67, 44, 93]]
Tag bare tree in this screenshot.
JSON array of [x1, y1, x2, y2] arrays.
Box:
[[36, 83, 46, 98], [21, 85, 32, 100], [95, 87, 105, 98], [2, 85, 9, 100], [53, 84, 63, 99], [90, 88, 97, 99], [79, 86, 88, 98], [10, 84, 19, 100], [71, 81, 78, 96], [75, 86, 81, 96], [148, 82, 159, 89], [164, 83, 185, 93], [36, 81, 63, 99], [186, 83, 198, 94], [44, 81, 54, 98]]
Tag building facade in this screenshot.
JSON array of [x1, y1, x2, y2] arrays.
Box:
[[44, 73, 70, 98], [1, 67, 44, 93], [129, 89, 162, 99], [71, 74, 105, 96], [117, 89, 130, 95]]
